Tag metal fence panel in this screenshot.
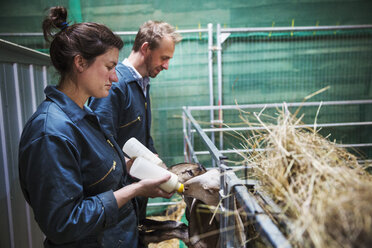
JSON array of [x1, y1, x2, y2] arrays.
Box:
[[216, 24, 372, 158], [0, 39, 50, 248]]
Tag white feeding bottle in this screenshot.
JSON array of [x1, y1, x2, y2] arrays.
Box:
[[123, 137, 164, 167], [130, 157, 184, 194]]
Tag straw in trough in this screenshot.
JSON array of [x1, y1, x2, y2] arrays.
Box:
[[238, 103, 372, 248]]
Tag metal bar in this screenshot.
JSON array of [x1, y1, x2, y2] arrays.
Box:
[[184, 132, 200, 164], [191, 131, 194, 155], [337, 143, 372, 148], [195, 149, 268, 155], [216, 24, 224, 151], [114, 31, 138, 35], [227, 170, 291, 248], [194, 121, 372, 133], [42, 66, 48, 89], [2, 24, 371, 37], [182, 111, 187, 162], [183, 107, 226, 164], [208, 23, 216, 168], [221, 24, 372, 33], [207, 165, 252, 171], [223, 160, 238, 248], [187, 108, 193, 162], [0, 39, 51, 66], [208, 23, 214, 125], [219, 160, 230, 247], [0, 32, 44, 37], [359, 160, 372, 164], [0, 28, 210, 38], [29, 65, 37, 111], [226, 181, 235, 247], [0, 79, 15, 248], [176, 28, 209, 34], [187, 99, 372, 111], [195, 143, 372, 155]]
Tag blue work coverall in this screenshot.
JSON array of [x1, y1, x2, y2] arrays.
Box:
[[18, 86, 139, 248], [89, 62, 156, 154], [89, 62, 156, 224]]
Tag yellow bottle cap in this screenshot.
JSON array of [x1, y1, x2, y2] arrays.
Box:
[[177, 183, 184, 194]]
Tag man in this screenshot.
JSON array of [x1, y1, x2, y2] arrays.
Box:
[[89, 20, 182, 228], [90, 20, 181, 154]]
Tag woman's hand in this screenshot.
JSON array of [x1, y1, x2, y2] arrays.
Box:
[[135, 175, 174, 198], [114, 174, 173, 208], [125, 156, 134, 172]]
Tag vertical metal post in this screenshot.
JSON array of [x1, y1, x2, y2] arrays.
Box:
[[29, 65, 37, 111], [219, 162, 225, 247], [0, 80, 15, 248], [219, 159, 232, 247], [216, 24, 223, 151], [225, 172, 236, 247], [208, 26, 215, 130], [208, 23, 216, 167], [191, 131, 194, 160], [187, 111, 192, 162], [182, 110, 188, 162], [42, 66, 47, 89], [13, 63, 33, 248]]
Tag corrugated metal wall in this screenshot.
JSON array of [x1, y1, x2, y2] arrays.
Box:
[[0, 39, 50, 248]]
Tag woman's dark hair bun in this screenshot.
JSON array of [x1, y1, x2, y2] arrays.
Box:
[[42, 6, 123, 85], [42, 6, 68, 41]]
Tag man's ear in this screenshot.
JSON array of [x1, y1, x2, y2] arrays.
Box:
[[140, 42, 150, 55], [74, 55, 87, 73]]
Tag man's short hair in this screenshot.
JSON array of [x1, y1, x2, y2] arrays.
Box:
[[133, 21, 182, 52]]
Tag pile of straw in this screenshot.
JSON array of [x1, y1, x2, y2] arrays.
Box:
[[239, 105, 372, 248], [148, 200, 187, 248]]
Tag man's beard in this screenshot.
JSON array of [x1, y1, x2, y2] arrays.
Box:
[[145, 54, 160, 78]]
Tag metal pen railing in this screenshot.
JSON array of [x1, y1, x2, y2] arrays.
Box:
[[183, 107, 291, 248], [187, 100, 372, 160]]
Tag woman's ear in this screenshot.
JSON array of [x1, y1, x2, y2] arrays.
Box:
[[74, 55, 87, 73]]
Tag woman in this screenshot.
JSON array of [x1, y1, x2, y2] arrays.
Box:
[[18, 6, 172, 248]]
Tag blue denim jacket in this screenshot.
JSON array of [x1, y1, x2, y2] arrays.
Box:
[[89, 62, 156, 154], [89, 63, 157, 224], [19, 86, 139, 248]]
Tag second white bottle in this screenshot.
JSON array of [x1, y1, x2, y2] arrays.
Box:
[[123, 137, 164, 167], [130, 157, 184, 194]]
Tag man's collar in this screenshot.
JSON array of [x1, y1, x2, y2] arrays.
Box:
[[123, 58, 142, 80]]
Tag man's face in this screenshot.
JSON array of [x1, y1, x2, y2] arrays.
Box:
[[144, 36, 175, 78]]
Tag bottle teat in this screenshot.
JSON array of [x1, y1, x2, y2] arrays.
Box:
[[177, 183, 184, 194]]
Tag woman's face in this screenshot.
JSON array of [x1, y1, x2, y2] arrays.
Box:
[[79, 47, 119, 98]]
